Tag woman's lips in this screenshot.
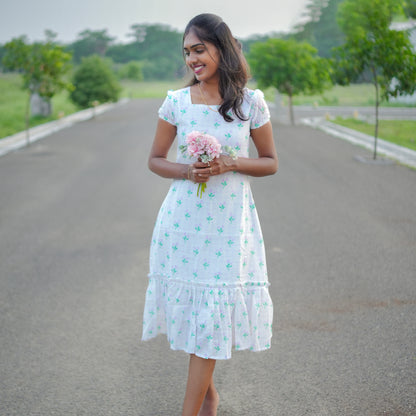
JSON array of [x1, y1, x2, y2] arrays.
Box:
[[193, 65, 204, 74]]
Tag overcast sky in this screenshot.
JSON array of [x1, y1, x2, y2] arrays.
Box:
[[0, 0, 310, 44]]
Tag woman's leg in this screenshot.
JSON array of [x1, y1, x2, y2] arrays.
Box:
[[198, 375, 220, 416], [182, 354, 217, 416]]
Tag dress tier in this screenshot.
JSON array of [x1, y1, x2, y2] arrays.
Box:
[[142, 87, 274, 359]]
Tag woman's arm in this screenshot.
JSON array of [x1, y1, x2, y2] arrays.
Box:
[[148, 119, 188, 179], [148, 118, 210, 184], [149, 118, 278, 181], [207, 121, 278, 178]]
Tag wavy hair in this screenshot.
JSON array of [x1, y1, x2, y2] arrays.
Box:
[[183, 13, 250, 122]]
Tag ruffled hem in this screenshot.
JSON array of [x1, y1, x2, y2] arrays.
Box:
[[142, 274, 273, 360]]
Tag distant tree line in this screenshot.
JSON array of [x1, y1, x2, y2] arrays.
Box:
[[1, 0, 416, 78], [1, 0, 415, 157], [66, 24, 185, 80], [290, 0, 346, 57], [0, 5, 355, 79]]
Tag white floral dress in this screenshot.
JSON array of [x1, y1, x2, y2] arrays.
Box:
[[142, 86, 273, 359]]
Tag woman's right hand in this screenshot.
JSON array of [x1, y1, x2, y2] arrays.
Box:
[[189, 162, 211, 183]]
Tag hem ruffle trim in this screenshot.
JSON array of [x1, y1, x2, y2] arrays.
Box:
[[142, 274, 273, 360]]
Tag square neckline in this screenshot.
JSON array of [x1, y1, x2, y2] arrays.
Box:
[[187, 86, 220, 108]]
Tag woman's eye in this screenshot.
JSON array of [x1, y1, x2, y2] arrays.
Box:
[[184, 48, 205, 57]]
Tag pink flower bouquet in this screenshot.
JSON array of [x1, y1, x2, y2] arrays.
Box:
[[180, 131, 221, 197], [180, 131, 237, 198]]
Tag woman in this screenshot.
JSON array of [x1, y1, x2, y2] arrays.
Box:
[[142, 13, 278, 416]]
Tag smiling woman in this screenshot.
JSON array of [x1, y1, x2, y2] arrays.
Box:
[[141, 13, 278, 416], [183, 34, 220, 94], [182, 14, 250, 123]]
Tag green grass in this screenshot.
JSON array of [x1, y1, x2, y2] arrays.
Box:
[[265, 84, 416, 108], [121, 80, 259, 99], [120, 80, 186, 99], [331, 117, 416, 151], [0, 73, 78, 139]]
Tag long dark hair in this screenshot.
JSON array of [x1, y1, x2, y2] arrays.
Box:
[[183, 13, 250, 122]]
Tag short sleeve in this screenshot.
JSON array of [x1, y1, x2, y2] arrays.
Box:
[[249, 89, 270, 130], [158, 90, 177, 126]]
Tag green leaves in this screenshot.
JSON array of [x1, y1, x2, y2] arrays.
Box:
[[404, 0, 416, 18], [2, 36, 73, 98], [337, 0, 404, 38], [69, 29, 115, 63], [249, 38, 332, 97], [333, 0, 416, 158], [70, 55, 121, 108], [333, 0, 416, 99], [249, 38, 332, 124]]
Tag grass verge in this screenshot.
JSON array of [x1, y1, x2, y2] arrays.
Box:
[[264, 84, 416, 108], [0, 73, 78, 139], [120, 80, 187, 98], [331, 117, 416, 151]]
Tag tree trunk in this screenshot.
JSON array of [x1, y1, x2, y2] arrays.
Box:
[[25, 92, 30, 146], [372, 67, 380, 160], [374, 95, 379, 160], [288, 94, 295, 125], [30, 93, 52, 117]]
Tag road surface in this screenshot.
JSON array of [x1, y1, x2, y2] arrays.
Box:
[[0, 99, 415, 415]]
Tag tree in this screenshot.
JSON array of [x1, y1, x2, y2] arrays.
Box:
[[2, 35, 72, 144], [0, 43, 8, 71], [404, 0, 416, 17], [124, 23, 184, 79], [118, 61, 143, 81], [68, 24, 185, 80], [70, 55, 121, 108], [69, 29, 115, 63], [333, 0, 416, 159], [105, 43, 139, 63], [293, 0, 345, 57], [249, 38, 332, 124], [240, 32, 285, 54]]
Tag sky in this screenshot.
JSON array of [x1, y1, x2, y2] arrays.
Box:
[[0, 0, 310, 44]]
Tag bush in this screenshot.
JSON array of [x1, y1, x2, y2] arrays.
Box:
[[141, 57, 184, 80], [118, 61, 143, 81], [70, 55, 121, 108]]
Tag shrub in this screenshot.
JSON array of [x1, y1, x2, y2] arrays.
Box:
[[118, 61, 143, 81], [70, 55, 121, 108]]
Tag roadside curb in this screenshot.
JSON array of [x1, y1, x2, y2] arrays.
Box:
[[0, 98, 129, 158], [301, 117, 416, 169]]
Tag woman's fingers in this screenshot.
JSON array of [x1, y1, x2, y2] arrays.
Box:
[[193, 161, 209, 169], [193, 156, 229, 178], [192, 168, 210, 182]]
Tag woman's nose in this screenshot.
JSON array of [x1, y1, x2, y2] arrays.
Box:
[[187, 52, 197, 65]]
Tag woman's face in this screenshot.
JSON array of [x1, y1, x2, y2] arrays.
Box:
[[183, 30, 220, 83]]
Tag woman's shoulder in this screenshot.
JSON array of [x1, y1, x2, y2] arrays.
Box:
[[164, 86, 191, 102], [243, 87, 266, 104], [242, 87, 270, 128]]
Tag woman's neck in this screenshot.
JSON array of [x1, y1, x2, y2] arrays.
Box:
[[198, 81, 221, 105]]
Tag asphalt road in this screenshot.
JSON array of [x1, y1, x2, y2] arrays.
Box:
[[0, 99, 415, 416]]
